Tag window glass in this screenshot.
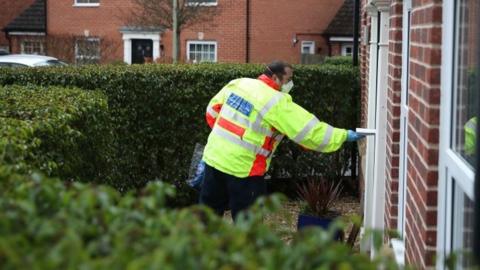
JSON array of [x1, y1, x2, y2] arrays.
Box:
[[75, 0, 99, 4], [21, 41, 44, 55], [34, 60, 67, 67], [301, 41, 314, 54], [188, 41, 216, 63], [75, 38, 100, 64], [453, 0, 479, 166], [452, 180, 475, 268], [341, 44, 353, 56], [186, 0, 217, 4]]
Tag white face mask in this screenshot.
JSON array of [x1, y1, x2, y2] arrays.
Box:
[[281, 80, 294, 93]]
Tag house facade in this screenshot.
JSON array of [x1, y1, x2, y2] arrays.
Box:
[[4, 0, 351, 64], [0, 0, 36, 53], [359, 0, 478, 269], [324, 0, 355, 58]]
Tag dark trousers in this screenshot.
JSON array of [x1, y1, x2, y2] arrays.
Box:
[[199, 164, 266, 220]]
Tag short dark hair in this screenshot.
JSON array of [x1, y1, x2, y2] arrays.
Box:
[[264, 60, 292, 80]]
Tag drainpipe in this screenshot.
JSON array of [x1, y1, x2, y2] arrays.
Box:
[[361, 3, 379, 253], [172, 0, 178, 63], [351, 0, 360, 188], [353, 0, 360, 66], [245, 0, 250, 63]]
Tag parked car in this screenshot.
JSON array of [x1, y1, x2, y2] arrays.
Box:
[[0, 54, 67, 68]]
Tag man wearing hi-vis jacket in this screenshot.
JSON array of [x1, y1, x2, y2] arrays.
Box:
[[200, 60, 364, 220]]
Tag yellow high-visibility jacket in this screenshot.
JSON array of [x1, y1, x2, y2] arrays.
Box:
[[203, 75, 348, 177], [465, 117, 476, 156]]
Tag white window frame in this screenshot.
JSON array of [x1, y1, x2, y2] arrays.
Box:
[[437, 0, 476, 269], [341, 43, 353, 56], [73, 0, 100, 7], [21, 40, 44, 55], [301, 41, 315, 55], [186, 40, 217, 63], [185, 0, 218, 7], [75, 37, 101, 64]]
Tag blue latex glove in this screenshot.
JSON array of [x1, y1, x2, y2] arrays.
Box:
[[347, 130, 365, 142]]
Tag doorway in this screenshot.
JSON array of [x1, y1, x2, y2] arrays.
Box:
[[132, 39, 153, 64]]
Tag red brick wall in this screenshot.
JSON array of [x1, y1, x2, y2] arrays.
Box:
[[160, 0, 345, 63], [359, 0, 370, 129], [0, 0, 36, 49], [170, 0, 247, 63], [9, 35, 45, 54], [46, 0, 345, 64], [358, 0, 370, 200], [404, 0, 442, 268], [249, 0, 343, 63], [384, 0, 403, 236], [330, 43, 341, 56], [360, 0, 442, 268], [46, 0, 131, 63]]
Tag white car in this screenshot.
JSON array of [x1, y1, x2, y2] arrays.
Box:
[[0, 54, 67, 68]]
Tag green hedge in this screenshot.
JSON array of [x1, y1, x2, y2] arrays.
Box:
[[0, 168, 399, 270], [323, 56, 353, 65], [0, 85, 113, 184], [0, 64, 359, 193]]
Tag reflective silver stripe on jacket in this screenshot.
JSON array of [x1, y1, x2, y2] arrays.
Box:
[[274, 133, 285, 144], [221, 105, 273, 136], [253, 92, 285, 128], [293, 117, 319, 144], [206, 106, 219, 118], [212, 126, 271, 157], [315, 125, 334, 152]]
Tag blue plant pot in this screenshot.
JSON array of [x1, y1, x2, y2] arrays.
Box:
[[297, 214, 343, 240]]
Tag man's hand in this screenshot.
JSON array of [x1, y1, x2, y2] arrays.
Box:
[[347, 130, 366, 142]]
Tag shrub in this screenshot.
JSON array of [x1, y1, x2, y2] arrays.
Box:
[[0, 169, 400, 270], [323, 56, 354, 65], [0, 64, 359, 194], [0, 84, 113, 184]]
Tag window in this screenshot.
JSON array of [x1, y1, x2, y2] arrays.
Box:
[[301, 41, 315, 54], [451, 182, 475, 268], [187, 41, 217, 63], [74, 0, 99, 6], [452, 0, 479, 166], [438, 0, 479, 268], [341, 44, 353, 56], [186, 0, 217, 6], [21, 40, 44, 55], [75, 37, 100, 64], [0, 62, 28, 68]]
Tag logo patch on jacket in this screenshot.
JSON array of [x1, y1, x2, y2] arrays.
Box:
[[226, 93, 253, 116]]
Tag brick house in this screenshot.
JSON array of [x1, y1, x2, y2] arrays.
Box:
[[0, 0, 36, 53], [359, 0, 478, 269], [4, 0, 351, 64], [323, 0, 354, 57]]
